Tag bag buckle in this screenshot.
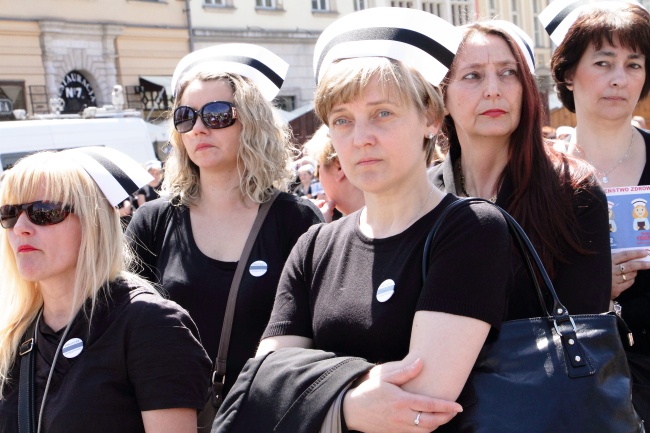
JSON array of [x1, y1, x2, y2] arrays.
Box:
[[19, 338, 34, 356], [552, 316, 577, 337]]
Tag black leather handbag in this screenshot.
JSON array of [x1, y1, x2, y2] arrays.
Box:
[[425, 198, 645, 433]]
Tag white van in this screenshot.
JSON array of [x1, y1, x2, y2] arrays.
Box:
[[0, 117, 158, 174]]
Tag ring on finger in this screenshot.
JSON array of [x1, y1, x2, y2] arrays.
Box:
[[622, 274, 627, 282], [414, 411, 422, 426], [620, 264, 626, 273]]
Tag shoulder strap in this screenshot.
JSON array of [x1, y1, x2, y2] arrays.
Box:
[[211, 189, 281, 386], [422, 198, 569, 320], [18, 317, 39, 433]]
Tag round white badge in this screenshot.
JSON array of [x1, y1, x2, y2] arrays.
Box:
[[376, 279, 396, 302], [62, 338, 84, 359], [249, 260, 268, 277]]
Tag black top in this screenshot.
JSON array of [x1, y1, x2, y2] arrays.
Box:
[[125, 192, 324, 394], [0, 279, 211, 433], [263, 194, 513, 363], [137, 183, 161, 204], [428, 147, 612, 318], [617, 127, 650, 354]]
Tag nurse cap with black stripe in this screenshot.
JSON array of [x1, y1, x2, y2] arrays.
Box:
[[313, 7, 463, 86], [481, 20, 536, 74], [67, 147, 153, 207], [171, 43, 289, 101], [538, 0, 643, 47]]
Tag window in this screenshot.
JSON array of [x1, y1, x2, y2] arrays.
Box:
[[354, 0, 367, 11], [422, 1, 442, 16], [256, 0, 277, 8], [274, 95, 295, 112], [0, 81, 26, 120], [511, 0, 519, 27], [450, 0, 472, 25], [532, 0, 546, 47], [487, 0, 498, 18], [391, 1, 413, 7], [312, 0, 329, 11], [204, 0, 226, 5]]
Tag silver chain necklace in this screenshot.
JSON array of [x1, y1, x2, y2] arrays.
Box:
[[573, 131, 634, 184], [457, 159, 497, 203]]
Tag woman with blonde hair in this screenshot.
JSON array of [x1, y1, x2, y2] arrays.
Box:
[[0, 147, 210, 433], [126, 43, 323, 402], [246, 8, 515, 433]]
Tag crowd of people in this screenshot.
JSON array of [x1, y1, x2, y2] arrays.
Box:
[[0, 1, 649, 432]]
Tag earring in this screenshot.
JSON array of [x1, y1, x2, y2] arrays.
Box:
[[427, 132, 435, 140]]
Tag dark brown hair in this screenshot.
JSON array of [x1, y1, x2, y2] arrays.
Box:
[[439, 22, 598, 277], [551, 4, 650, 113]]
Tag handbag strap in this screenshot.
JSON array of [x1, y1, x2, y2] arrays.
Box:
[[421, 198, 595, 376], [18, 317, 39, 433], [211, 189, 280, 385], [422, 197, 569, 319]]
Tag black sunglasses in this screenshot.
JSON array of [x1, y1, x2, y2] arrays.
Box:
[[0, 201, 73, 229], [173, 101, 238, 133]]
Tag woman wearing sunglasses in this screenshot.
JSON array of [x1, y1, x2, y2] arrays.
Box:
[[0, 147, 211, 433], [125, 44, 323, 403], [249, 8, 515, 433], [429, 20, 611, 319], [541, 0, 650, 422]]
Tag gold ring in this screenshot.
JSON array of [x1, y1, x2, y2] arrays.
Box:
[[622, 274, 627, 282], [414, 411, 422, 426]]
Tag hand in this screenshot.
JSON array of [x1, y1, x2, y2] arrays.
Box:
[[611, 249, 650, 299], [342, 358, 463, 433], [310, 198, 336, 223]]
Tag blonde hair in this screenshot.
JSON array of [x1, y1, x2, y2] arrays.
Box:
[[313, 57, 445, 166], [0, 150, 141, 398], [303, 124, 337, 178], [162, 72, 296, 206]]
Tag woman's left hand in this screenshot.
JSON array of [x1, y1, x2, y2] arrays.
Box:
[[342, 358, 463, 433], [612, 249, 650, 299]]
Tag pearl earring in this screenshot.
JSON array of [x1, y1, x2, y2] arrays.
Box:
[[427, 132, 435, 140]]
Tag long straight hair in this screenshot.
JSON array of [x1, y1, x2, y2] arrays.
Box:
[[439, 23, 597, 277], [0, 150, 137, 399]]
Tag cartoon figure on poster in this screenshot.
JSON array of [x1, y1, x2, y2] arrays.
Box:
[[609, 201, 617, 233], [631, 198, 649, 231]]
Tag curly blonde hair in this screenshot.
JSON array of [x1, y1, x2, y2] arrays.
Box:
[[162, 72, 296, 206]]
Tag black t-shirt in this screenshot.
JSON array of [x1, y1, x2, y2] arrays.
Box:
[[137, 183, 161, 204], [429, 149, 611, 319], [125, 192, 324, 394], [0, 279, 211, 433], [263, 194, 512, 363], [617, 127, 650, 355]]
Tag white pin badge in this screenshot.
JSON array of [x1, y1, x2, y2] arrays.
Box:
[[249, 260, 268, 277], [62, 338, 84, 359], [376, 279, 396, 302]]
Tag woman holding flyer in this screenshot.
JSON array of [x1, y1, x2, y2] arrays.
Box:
[[543, 0, 650, 421]]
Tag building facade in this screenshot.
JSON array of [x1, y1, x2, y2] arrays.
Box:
[[5, 0, 648, 131]]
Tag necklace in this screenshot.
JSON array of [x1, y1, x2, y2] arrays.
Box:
[[457, 159, 497, 203], [573, 130, 634, 184]]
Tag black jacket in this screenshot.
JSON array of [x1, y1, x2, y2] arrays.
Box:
[[212, 347, 373, 433]]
